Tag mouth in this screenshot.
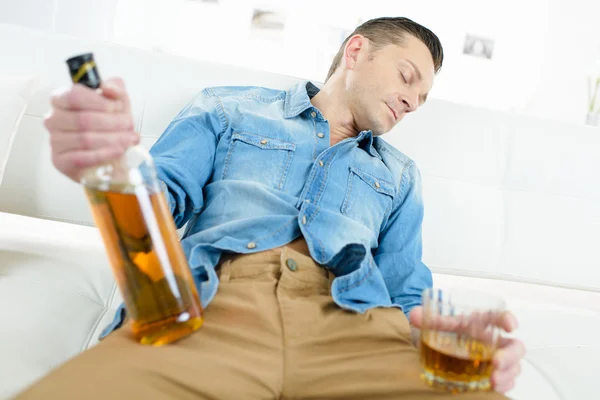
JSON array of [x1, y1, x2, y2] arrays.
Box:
[[387, 105, 398, 121]]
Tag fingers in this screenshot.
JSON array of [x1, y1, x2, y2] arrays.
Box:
[[50, 130, 140, 154], [491, 361, 521, 393], [490, 338, 526, 393], [417, 311, 481, 333], [414, 309, 519, 334], [497, 311, 519, 332], [45, 76, 136, 183], [493, 338, 527, 370], [416, 310, 517, 349], [409, 306, 423, 328], [50, 77, 132, 114], [51, 84, 124, 113], [44, 109, 134, 132], [471, 310, 518, 332], [52, 147, 128, 180]]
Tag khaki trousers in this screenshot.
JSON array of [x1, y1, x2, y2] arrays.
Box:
[[16, 239, 508, 400]]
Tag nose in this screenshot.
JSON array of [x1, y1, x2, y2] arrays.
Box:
[[399, 92, 418, 114]]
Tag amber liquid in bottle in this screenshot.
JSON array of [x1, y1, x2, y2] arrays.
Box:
[[66, 52, 202, 345], [85, 183, 203, 345]]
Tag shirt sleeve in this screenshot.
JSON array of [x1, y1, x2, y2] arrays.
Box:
[[373, 161, 433, 317], [148, 88, 227, 229]]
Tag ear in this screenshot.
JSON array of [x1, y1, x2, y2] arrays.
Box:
[[343, 34, 366, 71]]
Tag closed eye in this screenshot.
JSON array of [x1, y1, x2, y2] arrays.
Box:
[[400, 72, 408, 84]]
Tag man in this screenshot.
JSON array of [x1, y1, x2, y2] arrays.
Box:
[[20, 17, 525, 399]]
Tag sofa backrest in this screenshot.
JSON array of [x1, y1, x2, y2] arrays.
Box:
[[0, 23, 303, 225], [1, 22, 599, 294], [396, 100, 600, 294]]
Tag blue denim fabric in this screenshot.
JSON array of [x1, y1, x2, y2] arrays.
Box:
[[100, 82, 432, 339]]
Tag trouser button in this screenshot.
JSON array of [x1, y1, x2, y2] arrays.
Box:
[[286, 258, 298, 271]]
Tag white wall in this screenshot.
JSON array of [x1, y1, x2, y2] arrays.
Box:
[[515, 0, 600, 124], [0, 0, 118, 41], [379, 0, 553, 113], [1, 0, 599, 127]]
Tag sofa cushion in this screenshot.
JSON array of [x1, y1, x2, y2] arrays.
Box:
[[433, 273, 600, 399], [2, 212, 596, 399], [0, 212, 121, 399]]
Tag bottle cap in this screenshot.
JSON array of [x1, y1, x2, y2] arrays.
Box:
[[66, 53, 101, 89]]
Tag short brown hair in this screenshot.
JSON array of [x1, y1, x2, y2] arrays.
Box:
[[326, 17, 444, 82]]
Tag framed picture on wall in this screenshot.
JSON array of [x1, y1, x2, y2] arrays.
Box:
[[463, 34, 495, 60], [250, 7, 286, 41]]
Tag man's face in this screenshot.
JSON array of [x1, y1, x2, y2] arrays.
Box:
[[345, 35, 435, 135]]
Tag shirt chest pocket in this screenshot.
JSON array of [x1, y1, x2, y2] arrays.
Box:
[[341, 166, 395, 233], [222, 132, 296, 190]]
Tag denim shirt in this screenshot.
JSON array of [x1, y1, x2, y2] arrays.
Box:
[[100, 82, 432, 338]]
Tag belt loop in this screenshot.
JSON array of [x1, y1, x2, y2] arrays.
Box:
[[279, 247, 288, 271], [219, 259, 233, 283]]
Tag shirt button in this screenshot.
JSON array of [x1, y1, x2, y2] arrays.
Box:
[[247, 242, 257, 249], [375, 181, 381, 189], [260, 139, 268, 145], [317, 132, 325, 138], [305, 199, 310, 203], [286, 258, 298, 271], [318, 160, 324, 167], [311, 111, 317, 118], [302, 216, 307, 225]]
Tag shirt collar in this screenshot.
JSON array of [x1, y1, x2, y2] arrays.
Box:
[[357, 130, 382, 160], [283, 81, 320, 119], [284, 81, 381, 160]]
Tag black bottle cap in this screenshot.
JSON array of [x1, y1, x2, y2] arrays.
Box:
[[66, 53, 102, 89]]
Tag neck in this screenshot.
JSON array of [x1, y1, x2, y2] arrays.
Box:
[[310, 76, 359, 146]]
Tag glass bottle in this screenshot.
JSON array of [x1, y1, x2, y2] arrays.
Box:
[[66, 53, 203, 346]]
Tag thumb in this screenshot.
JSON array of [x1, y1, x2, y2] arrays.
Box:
[[100, 77, 124, 98], [409, 306, 423, 328], [100, 77, 131, 111]]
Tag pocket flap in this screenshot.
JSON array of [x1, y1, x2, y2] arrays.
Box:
[[350, 167, 395, 197], [232, 132, 296, 151]]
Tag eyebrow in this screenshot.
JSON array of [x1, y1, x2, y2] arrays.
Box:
[[405, 59, 428, 105]]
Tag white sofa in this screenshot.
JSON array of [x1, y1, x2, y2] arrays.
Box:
[[1, 22, 599, 400]]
